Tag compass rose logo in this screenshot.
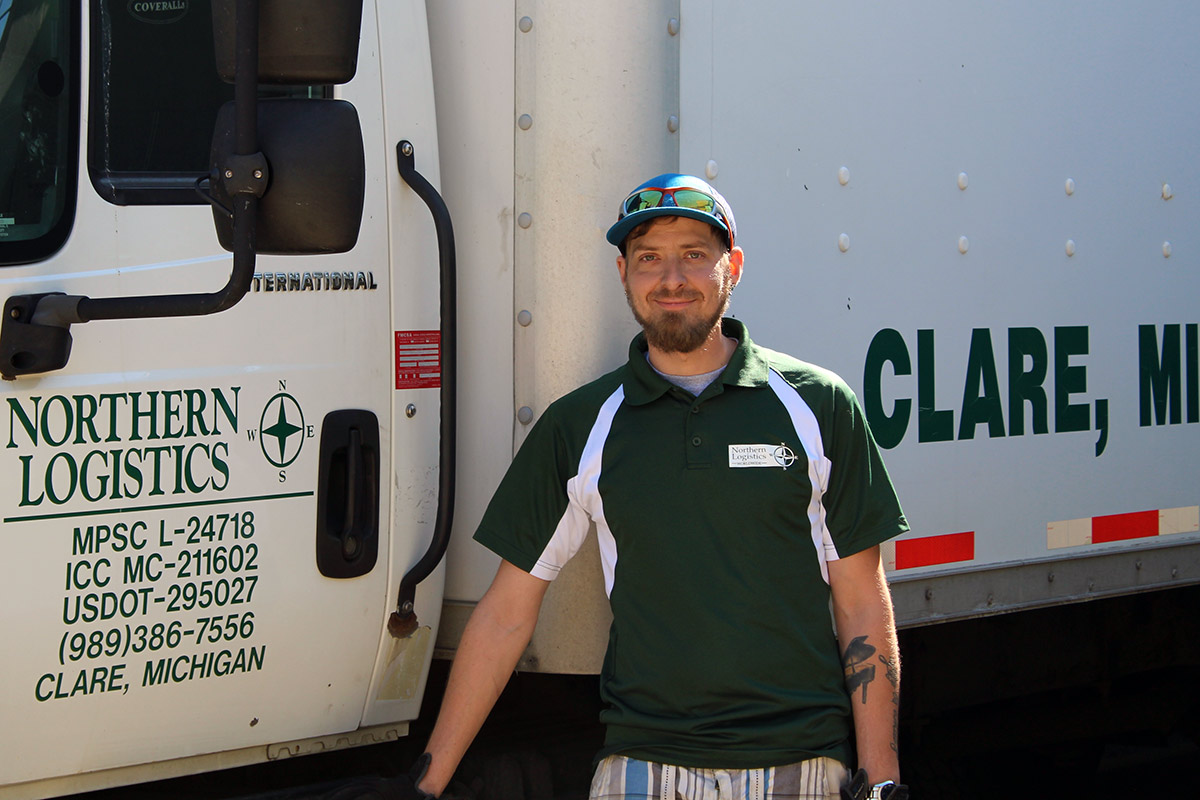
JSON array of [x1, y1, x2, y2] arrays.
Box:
[[259, 393, 306, 468], [773, 444, 797, 469]]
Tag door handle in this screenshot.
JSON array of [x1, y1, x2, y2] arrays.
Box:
[[389, 141, 456, 636], [316, 410, 379, 578]]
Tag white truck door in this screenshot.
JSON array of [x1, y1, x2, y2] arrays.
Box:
[[0, 2, 439, 791]]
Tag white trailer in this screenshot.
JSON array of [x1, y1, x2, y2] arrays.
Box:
[[1, 1, 1197, 797]]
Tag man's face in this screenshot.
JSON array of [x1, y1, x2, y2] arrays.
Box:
[[617, 217, 743, 354]]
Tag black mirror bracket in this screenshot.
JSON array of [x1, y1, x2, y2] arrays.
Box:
[[195, 176, 233, 218], [198, 149, 268, 224], [1, 294, 77, 380], [218, 152, 270, 199]]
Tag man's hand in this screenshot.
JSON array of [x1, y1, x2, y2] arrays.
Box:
[[295, 755, 434, 800], [379, 753, 436, 799]]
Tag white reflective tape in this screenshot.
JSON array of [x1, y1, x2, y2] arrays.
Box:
[[1047, 506, 1199, 549], [880, 540, 897, 571], [1160, 506, 1200, 535], [1047, 517, 1092, 550]]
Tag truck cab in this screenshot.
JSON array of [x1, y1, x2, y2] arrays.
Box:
[[2, 2, 449, 795]]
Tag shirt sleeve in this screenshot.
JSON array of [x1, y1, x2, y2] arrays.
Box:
[[822, 380, 910, 557], [472, 403, 593, 579]]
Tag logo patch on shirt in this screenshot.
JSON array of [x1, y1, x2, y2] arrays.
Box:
[[728, 443, 797, 469]]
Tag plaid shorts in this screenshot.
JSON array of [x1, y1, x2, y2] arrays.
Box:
[[589, 754, 849, 800]]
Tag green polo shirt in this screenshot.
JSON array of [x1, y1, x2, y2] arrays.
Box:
[[474, 319, 908, 768]]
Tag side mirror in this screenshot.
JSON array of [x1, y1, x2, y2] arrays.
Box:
[[206, 0, 366, 256], [209, 99, 365, 254], [211, 0, 363, 84]]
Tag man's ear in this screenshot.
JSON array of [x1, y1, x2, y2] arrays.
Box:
[[728, 247, 744, 285], [616, 254, 628, 287]]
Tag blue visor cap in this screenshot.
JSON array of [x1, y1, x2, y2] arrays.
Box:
[[605, 173, 737, 248]]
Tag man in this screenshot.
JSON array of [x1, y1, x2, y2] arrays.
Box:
[[405, 174, 908, 800]]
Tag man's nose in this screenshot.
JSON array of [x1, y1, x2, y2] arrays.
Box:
[[660, 255, 687, 287]]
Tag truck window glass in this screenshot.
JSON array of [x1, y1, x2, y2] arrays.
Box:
[[88, 0, 324, 206], [0, 0, 79, 266]]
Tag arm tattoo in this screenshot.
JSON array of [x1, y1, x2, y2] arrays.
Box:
[[841, 635, 877, 704], [878, 653, 900, 753]]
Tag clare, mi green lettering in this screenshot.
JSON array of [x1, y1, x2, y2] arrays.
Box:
[[862, 328, 911, 450], [1139, 323, 1200, 426], [1054, 326, 1090, 433], [958, 328, 1005, 440], [863, 326, 1106, 453], [1008, 327, 1049, 436], [917, 329, 954, 443]]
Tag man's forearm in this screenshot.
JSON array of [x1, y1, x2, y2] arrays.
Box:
[[417, 562, 548, 796], [837, 624, 900, 783], [829, 548, 901, 784]]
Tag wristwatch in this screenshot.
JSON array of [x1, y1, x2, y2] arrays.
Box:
[[840, 768, 909, 800], [870, 781, 908, 800]]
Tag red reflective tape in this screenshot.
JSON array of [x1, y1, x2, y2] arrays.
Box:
[[895, 531, 975, 569], [1091, 510, 1158, 543], [395, 331, 441, 389]]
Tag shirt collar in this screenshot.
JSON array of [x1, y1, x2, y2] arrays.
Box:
[[623, 318, 770, 406]]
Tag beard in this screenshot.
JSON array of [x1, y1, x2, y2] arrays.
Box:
[[626, 282, 733, 354]]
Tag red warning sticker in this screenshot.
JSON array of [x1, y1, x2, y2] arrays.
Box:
[[395, 331, 441, 389]]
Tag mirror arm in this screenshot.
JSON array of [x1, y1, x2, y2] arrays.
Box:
[[78, 0, 263, 324]]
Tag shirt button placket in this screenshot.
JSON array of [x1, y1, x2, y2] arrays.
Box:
[[686, 403, 706, 465]]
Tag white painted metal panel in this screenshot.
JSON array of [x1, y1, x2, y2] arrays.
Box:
[[680, 1, 1200, 576], [422, 0, 519, 606], [427, 0, 684, 672], [508, 0, 681, 673], [362, 0, 446, 727]]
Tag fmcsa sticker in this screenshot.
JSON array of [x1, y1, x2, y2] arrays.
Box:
[[395, 331, 441, 390]]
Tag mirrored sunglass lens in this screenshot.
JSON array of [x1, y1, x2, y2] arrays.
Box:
[[671, 190, 716, 212], [625, 190, 664, 213]]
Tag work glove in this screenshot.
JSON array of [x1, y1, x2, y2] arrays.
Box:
[[377, 752, 436, 799]]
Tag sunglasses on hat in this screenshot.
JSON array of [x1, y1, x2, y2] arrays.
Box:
[[621, 186, 722, 217], [607, 175, 736, 248]]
